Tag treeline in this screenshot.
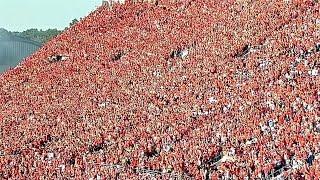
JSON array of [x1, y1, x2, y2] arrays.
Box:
[[2, 18, 79, 44], [12, 29, 62, 44]]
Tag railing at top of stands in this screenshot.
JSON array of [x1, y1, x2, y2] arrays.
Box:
[[93, 163, 194, 179]]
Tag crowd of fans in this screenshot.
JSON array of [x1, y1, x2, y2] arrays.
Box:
[[0, 0, 319, 179]]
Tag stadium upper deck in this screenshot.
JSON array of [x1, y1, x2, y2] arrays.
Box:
[[0, 0, 319, 179]]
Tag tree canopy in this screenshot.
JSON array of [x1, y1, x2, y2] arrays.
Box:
[[69, 18, 79, 27], [12, 28, 62, 44], [4, 18, 80, 44]]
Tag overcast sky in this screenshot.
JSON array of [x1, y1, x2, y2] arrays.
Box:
[[0, 0, 102, 32]]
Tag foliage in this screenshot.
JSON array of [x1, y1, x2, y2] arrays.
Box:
[[69, 18, 79, 27], [12, 28, 62, 44], [4, 18, 80, 44], [0, 28, 10, 39]]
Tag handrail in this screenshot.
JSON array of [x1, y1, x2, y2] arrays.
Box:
[[0, 39, 41, 48], [0, 33, 42, 47], [94, 163, 194, 179]]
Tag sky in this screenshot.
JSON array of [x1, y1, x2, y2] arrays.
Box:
[[0, 0, 103, 32]]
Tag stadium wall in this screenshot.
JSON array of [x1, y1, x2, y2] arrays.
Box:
[[0, 38, 41, 73]]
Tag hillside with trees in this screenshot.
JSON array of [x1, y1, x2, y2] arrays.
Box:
[[1, 18, 79, 45], [12, 28, 62, 44]]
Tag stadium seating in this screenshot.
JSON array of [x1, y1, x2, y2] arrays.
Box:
[[0, 0, 319, 179]]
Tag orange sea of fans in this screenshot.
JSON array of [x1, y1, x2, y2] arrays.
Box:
[[0, 0, 319, 179]]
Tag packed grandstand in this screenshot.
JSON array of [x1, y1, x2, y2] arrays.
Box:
[[0, 0, 319, 179]]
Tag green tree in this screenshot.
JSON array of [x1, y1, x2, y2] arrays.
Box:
[[14, 28, 62, 44], [0, 28, 10, 39], [69, 18, 79, 27], [4, 17, 80, 44]]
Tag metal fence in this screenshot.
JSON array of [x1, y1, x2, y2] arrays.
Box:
[[0, 38, 41, 73]]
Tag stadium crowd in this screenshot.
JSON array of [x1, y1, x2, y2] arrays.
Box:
[[0, 0, 319, 179]]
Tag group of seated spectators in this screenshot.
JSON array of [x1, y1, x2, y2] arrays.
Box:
[[0, 0, 319, 179]]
